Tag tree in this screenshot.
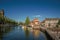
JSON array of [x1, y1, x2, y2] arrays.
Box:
[[0, 16, 4, 24], [25, 16, 30, 26], [19, 22, 24, 25], [56, 19, 60, 28], [57, 19, 60, 25]]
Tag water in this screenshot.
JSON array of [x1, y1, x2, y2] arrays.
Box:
[[0, 26, 47, 40]]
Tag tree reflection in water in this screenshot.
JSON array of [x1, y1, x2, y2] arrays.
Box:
[[24, 28, 30, 40], [0, 26, 3, 40], [0, 26, 14, 40]]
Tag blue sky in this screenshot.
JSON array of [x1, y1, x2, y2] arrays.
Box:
[[0, 0, 60, 22]]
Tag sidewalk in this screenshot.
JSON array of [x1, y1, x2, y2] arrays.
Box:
[[46, 29, 60, 40]]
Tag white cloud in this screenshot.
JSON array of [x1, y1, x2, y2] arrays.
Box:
[[33, 15, 42, 18]]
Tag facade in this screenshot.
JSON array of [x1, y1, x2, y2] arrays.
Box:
[[30, 18, 40, 28], [42, 18, 60, 28], [41, 20, 45, 27], [0, 9, 4, 17], [0, 9, 4, 24]]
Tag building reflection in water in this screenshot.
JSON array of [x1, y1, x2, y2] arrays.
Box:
[[23, 27, 40, 40], [31, 29, 40, 40]]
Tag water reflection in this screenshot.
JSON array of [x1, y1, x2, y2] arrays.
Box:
[[0, 26, 47, 40], [24, 28, 30, 40], [31, 29, 40, 40], [23, 27, 47, 40], [0, 27, 3, 40], [32, 29, 40, 37], [0, 26, 16, 40]]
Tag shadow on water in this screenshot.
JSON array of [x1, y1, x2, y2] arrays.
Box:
[[0, 27, 3, 40], [0, 26, 15, 40], [44, 31, 53, 40]]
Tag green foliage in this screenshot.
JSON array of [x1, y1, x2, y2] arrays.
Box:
[[0, 16, 18, 25], [56, 19, 60, 28], [0, 16, 4, 24], [25, 16, 30, 26], [19, 22, 24, 25], [57, 19, 60, 25]]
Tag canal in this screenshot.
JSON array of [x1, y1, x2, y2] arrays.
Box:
[[0, 26, 47, 40]]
